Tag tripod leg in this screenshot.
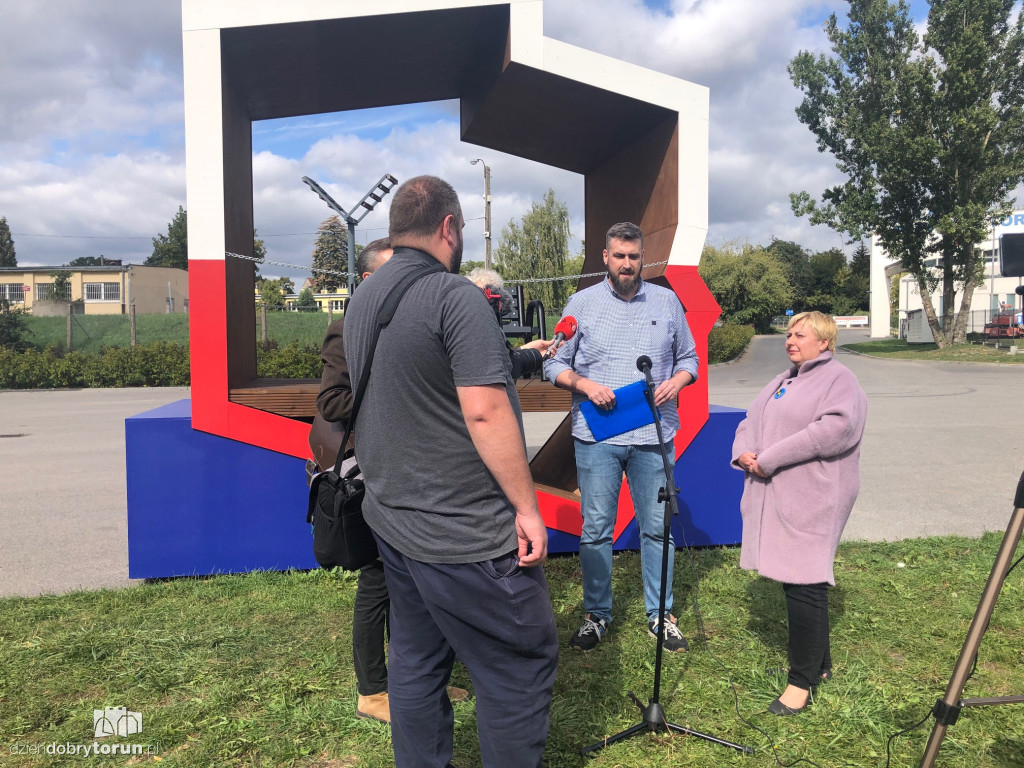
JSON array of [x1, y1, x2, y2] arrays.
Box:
[[919, 505, 1024, 768], [665, 722, 755, 754]]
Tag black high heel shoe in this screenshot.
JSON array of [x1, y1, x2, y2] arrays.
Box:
[[768, 689, 813, 716]]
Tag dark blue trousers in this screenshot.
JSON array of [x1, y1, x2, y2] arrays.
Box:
[[375, 534, 558, 768]]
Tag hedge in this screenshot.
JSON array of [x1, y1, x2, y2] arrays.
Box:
[[1, 327, 753, 389], [0, 342, 191, 389], [707, 323, 755, 364]]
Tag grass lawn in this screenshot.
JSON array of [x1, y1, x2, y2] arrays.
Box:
[[843, 338, 1024, 364], [2, 535, 1022, 767]]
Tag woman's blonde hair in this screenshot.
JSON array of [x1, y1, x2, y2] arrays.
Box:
[[787, 311, 837, 352]]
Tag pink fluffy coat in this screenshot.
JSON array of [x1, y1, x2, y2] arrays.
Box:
[[731, 352, 867, 585]]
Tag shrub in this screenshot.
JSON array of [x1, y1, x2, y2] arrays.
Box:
[[257, 340, 323, 379], [707, 323, 754, 364], [0, 342, 190, 389], [0, 299, 29, 351]]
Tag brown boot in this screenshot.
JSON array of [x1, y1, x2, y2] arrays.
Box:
[[356, 692, 390, 723], [446, 685, 471, 703]]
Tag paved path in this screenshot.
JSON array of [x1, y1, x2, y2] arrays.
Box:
[[0, 388, 190, 598], [709, 330, 1024, 543], [2, 336, 1022, 597]]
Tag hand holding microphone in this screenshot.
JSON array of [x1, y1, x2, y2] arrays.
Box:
[[545, 315, 578, 358]]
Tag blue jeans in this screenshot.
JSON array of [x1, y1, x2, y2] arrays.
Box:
[[574, 439, 675, 624]]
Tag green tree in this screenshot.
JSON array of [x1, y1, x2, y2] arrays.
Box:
[[0, 299, 28, 350], [146, 206, 188, 270], [835, 241, 872, 314], [0, 216, 16, 268], [68, 256, 120, 267], [260, 279, 285, 308], [767, 239, 813, 310], [494, 190, 573, 312], [253, 229, 267, 282], [699, 242, 793, 333], [789, 0, 1024, 346], [46, 270, 72, 302], [296, 287, 319, 312], [802, 248, 848, 311], [311, 215, 348, 293]]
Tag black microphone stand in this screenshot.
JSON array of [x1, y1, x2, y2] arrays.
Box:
[[580, 356, 753, 756]]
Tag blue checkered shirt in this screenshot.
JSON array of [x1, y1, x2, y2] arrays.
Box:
[[544, 278, 699, 445]]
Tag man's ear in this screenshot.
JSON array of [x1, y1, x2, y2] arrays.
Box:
[[441, 214, 456, 243]]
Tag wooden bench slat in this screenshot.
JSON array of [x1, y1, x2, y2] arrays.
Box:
[[229, 377, 571, 418]]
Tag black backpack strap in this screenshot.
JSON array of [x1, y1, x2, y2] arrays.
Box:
[[331, 261, 444, 473]]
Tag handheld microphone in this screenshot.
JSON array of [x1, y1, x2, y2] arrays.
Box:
[[546, 315, 578, 357]]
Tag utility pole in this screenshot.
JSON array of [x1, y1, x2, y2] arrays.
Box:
[[302, 174, 398, 297], [471, 158, 492, 269]]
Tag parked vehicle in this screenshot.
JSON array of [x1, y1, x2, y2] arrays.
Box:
[[982, 310, 1024, 339]]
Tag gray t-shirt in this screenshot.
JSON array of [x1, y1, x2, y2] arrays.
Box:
[[343, 247, 522, 563]]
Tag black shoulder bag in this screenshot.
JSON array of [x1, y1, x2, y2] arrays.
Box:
[[306, 261, 443, 570]]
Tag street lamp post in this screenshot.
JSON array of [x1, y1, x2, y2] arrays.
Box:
[[470, 158, 492, 269], [302, 173, 398, 296]]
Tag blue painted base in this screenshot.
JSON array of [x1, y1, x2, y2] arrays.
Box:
[[126, 401, 746, 578], [612, 405, 746, 551], [126, 399, 317, 578]]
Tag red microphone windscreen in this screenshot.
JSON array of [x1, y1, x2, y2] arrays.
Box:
[[553, 315, 578, 339]]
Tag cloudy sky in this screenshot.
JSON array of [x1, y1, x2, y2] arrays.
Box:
[[0, 0, 948, 279]]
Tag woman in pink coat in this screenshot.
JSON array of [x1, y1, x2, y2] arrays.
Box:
[[732, 311, 867, 715]]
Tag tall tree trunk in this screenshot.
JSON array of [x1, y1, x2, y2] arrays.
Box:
[[917, 275, 949, 347], [941, 257, 956, 347]]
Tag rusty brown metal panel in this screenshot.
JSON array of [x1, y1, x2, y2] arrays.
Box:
[[582, 118, 678, 291], [222, 60, 257, 389], [528, 414, 578, 493]]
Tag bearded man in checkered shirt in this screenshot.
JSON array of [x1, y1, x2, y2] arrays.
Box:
[[544, 221, 699, 653]]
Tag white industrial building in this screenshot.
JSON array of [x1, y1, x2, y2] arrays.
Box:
[[869, 211, 1024, 338]]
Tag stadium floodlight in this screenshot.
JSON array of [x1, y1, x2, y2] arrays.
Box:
[[302, 173, 398, 295]]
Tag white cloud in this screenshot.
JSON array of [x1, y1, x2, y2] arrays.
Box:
[[0, 0, 940, 274]]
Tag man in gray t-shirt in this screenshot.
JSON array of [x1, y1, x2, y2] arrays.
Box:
[[343, 175, 557, 768]]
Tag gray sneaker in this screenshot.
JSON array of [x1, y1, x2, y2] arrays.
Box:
[[569, 613, 609, 651], [648, 614, 689, 652]]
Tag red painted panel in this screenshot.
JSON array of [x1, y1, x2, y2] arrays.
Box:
[[188, 259, 228, 434]]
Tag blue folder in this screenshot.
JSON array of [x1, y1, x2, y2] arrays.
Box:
[[579, 380, 661, 441]]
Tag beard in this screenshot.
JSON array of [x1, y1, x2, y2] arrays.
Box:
[[608, 266, 640, 295], [449, 227, 464, 274]]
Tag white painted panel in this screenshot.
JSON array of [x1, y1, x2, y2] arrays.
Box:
[[183, 0, 517, 31], [508, 1, 544, 69], [183, 29, 226, 262]]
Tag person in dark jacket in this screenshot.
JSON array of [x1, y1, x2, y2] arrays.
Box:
[[465, 267, 554, 378]]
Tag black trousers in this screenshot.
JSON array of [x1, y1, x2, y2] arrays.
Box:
[[376, 534, 558, 768], [353, 558, 389, 696], [782, 581, 831, 691]]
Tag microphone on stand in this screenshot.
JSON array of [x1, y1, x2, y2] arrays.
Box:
[[636, 354, 655, 388], [545, 315, 578, 358]]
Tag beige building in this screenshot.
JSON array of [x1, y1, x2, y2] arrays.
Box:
[[0, 264, 189, 315]]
